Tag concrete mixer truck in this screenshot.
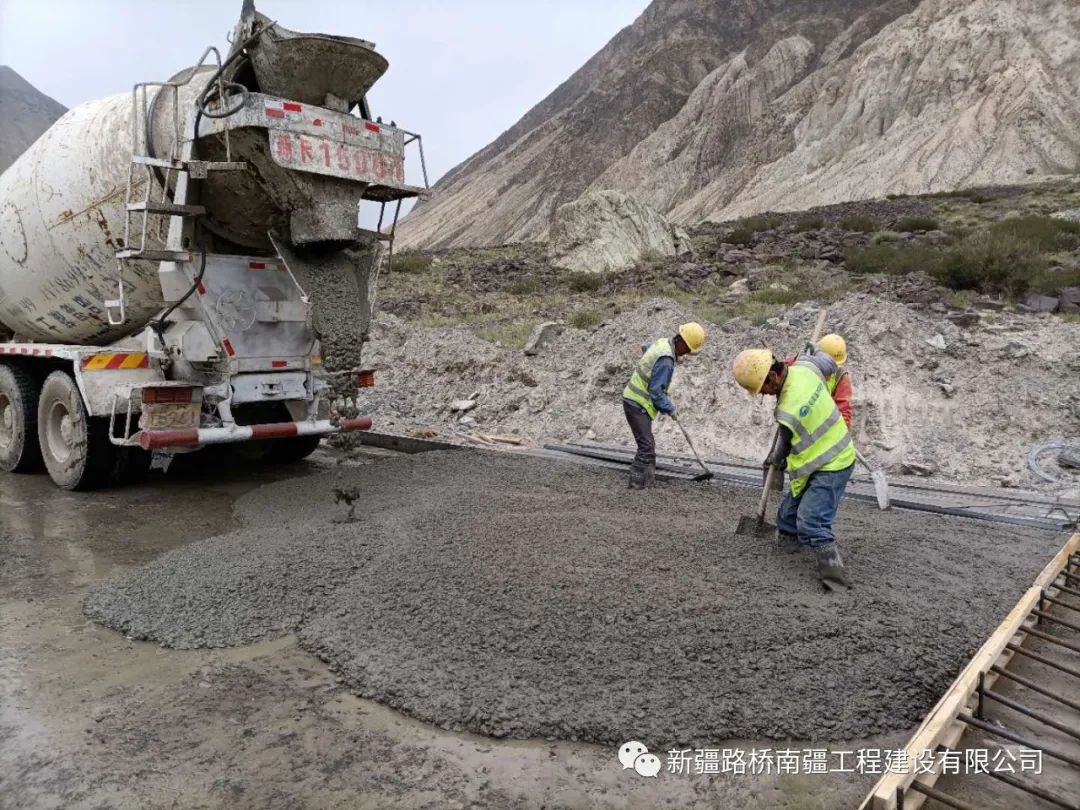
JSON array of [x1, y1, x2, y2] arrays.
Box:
[[0, 2, 428, 489]]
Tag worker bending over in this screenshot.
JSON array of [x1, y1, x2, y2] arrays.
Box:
[[622, 322, 705, 489], [785, 333, 852, 429], [733, 348, 855, 589]]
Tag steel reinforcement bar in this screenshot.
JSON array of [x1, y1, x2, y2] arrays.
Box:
[[543, 443, 1076, 532], [859, 533, 1080, 810]]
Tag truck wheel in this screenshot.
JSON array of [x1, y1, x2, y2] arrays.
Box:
[[268, 435, 322, 463], [37, 370, 124, 490], [0, 364, 43, 472]]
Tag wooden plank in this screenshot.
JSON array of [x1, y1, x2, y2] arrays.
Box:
[[864, 531, 1080, 810]]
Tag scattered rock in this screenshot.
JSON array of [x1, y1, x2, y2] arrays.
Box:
[[901, 461, 936, 477], [926, 334, 947, 350], [1022, 293, 1059, 313], [947, 312, 980, 329], [458, 415, 477, 426], [1059, 287, 1080, 313], [1051, 208, 1080, 223], [727, 279, 750, 299], [929, 302, 947, 314], [523, 321, 564, 357], [450, 399, 477, 413], [548, 190, 691, 275]]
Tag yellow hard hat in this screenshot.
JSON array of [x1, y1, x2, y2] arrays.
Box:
[[819, 333, 847, 366], [678, 322, 706, 353], [732, 349, 774, 395]]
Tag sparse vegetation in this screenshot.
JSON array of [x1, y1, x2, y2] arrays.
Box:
[[392, 251, 433, 274], [989, 215, 1080, 252], [895, 215, 940, 232], [838, 215, 877, 233], [795, 215, 825, 232], [844, 216, 1080, 298], [752, 286, 803, 306], [562, 270, 605, 292], [569, 307, 605, 330], [725, 213, 783, 244], [505, 278, 538, 295], [476, 321, 536, 349]]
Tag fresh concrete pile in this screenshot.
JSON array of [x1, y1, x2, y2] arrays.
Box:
[[86, 451, 1063, 746]]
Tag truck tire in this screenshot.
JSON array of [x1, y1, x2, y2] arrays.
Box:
[[37, 370, 125, 490], [268, 434, 322, 463], [0, 364, 43, 473]]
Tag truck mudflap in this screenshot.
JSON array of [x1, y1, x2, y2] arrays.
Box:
[[137, 416, 372, 450]]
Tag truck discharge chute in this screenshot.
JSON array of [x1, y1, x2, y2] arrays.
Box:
[[0, 1, 427, 489]]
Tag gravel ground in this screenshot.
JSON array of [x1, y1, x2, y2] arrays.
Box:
[[85, 450, 1065, 747]]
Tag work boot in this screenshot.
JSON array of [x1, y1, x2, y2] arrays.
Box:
[[815, 543, 851, 591], [775, 531, 800, 555], [643, 462, 656, 488], [628, 463, 647, 490]]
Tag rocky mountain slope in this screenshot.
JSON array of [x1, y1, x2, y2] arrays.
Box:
[[399, 0, 1080, 249], [0, 67, 66, 174]]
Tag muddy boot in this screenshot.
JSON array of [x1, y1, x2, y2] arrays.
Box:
[[815, 543, 851, 591], [643, 462, 656, 488], [775, 531, 800, 555], [628, 463, 647, 490]]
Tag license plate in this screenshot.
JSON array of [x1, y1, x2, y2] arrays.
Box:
[[268, 130, 405, 185]]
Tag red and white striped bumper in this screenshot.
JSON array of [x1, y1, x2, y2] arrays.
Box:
[[137, 417, 372, 450]]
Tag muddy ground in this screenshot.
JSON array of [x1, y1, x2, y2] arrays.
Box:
[[2, 446, 1073, 808]]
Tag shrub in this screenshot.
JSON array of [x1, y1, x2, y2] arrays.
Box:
[[795, 215, 825, 232], [928, 232, 1046, 296], [392, 251, 433, 274], [724, 213, 782, 244], [844, 243, 936, 275], [895, 215, 940, 233], [569, 307, 604, 330], [562, 270, 604, 292], [989, 215, 1080, 253], [837, 215, 878, 233]]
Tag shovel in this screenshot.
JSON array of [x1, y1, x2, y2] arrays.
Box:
[[856, 449, 890, 510], [671, 415, 714, 482]]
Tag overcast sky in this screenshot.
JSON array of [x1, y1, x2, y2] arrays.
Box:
[[0, 0, 649, 190]]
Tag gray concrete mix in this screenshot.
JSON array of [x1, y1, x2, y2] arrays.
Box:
[[84, 450, 1067, 747]]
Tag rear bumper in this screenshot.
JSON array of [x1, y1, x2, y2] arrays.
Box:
[[137, 417, 372, 450]]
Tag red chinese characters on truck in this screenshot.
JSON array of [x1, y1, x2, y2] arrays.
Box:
[[271, 131, 405, 184]]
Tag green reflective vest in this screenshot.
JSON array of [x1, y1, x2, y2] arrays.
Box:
[[622, 337, 675, 420], [775, 360, 855, 497], [826, 369, 849, 395]]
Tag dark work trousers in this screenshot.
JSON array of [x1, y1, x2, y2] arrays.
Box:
[[623, 399, 656, 467]]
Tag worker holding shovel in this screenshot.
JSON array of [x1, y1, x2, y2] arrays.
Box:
[[622, 322, 706, 489], [733, 348, 856, 590]]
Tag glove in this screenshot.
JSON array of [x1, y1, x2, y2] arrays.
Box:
[[763, 451, 787, 471]]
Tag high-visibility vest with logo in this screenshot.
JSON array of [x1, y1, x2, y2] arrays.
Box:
[[775, 361, 855, 497], [622, 337, 675, 420]]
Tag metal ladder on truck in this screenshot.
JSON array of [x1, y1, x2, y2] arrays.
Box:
[[108, 46, 247, 327]]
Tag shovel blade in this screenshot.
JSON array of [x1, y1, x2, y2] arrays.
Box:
[[871, 471, 890, 510], [736, 515, 776, 537]]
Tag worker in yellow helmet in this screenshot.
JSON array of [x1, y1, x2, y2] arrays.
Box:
[[622, 322, 705, 489], [732, 346, 856, 590], [785, 333, 852, 429]]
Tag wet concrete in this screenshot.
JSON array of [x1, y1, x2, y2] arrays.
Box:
[[3, 447, 904, 809], [84, 450, 1067, 748]]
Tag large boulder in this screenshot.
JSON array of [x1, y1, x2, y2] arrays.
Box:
[[548, 190, 691, 275]]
